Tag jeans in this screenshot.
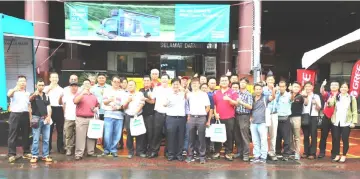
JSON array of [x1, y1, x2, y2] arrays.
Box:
[[250, 123, 268, 160], [183, 123, 189, 151], [103, 117, 124, 154], [31, 116, 51, 157]]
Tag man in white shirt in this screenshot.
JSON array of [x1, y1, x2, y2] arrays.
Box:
[[123, 81, 145, 158], [301, 81, 321, 160], [60, 80, 79, 156], [164, 78, 187, 161], [44, 72, 65, 154], [7, 75, 31, 163], [148, 74, 171, 158], [185, 78, 210, 164]]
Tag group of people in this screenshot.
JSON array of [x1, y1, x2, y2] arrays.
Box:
[[5, 69, 358, 164]]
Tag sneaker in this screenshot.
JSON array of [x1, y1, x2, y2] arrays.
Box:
[[182, 151, 187, 156], [243, 156, 250, 162], [75, 156, 82, 160], [276, 154, 283, 159], [282, 157, 289, 161], [212, 153, 220, 160], [101, 152, 111, 157], [259, 159, 267, 163], [127, 154, 133, 159], [112, 153, 118, 158], [294, 154, 300, 160], [66, 150, 72, 156], [8, 156, 16, 163], [87, 153, 98, 157], [234, 153, 242, 159], [139, 154, 147, 158], [23, 153, 32, 159], [225, 154, 234, 161], [200, 158, 206, 164], [301, 154, 308, 159], [185, 156, 193, 163], [250, 157, 260, 163], [270, 156, 278, 161], [42, 156, 53, 162], [30, 157, 38, 163]]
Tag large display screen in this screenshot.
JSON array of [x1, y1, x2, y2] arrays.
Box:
[[64, 2, 230, 42]]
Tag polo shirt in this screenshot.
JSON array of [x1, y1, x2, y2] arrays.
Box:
[[44, 85, 64, 107], [30, 92, 50, 117], [124, 92, 145, 116], [140, 88, 155, 116], [291, 94, 304, 117], [276, 92, 292, 117], [166, 90, 186, 117], [74, 93, 99, 118], [252, 95, 269, 124], [91, 83, 111, 114], [263, 86, 276, 113], [102, 88, 127, 120], [187, 91, 210, 116], [213, 88, 238, 119], [153, 86, 171, 114], [9, 90, 30, 112]]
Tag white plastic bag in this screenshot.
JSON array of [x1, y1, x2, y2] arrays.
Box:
[[130, 115, 146, 136], [264, 98, 271, 127], [205, 125, 213, 138], [87, 115, 104, 139], [210, 120, 227, 143]]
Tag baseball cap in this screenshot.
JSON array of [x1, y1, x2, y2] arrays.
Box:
[[69, 79, 78, 86]]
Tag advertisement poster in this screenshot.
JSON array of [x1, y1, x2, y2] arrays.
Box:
[[4, 37, 35, 93], [296, 69, 316, 87], [64, 2, 230, 42], [349, 60, 360, 97]]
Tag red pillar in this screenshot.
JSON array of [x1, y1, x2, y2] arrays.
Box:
[[25, 0, 49, 83], [238, 2, 255, 83]]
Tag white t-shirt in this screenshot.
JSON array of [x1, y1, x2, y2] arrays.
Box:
[[153, 86, 171, 114], [62, 92, 77, 120], [102, 88, 127, 119], [9, 91, 30, 112], [302, 93, 321, 116], [187, 91, 210, 115], [165, 90, 186, 117], [44, 85, 64, 107]]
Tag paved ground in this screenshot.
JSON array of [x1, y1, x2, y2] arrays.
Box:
[[0, 129, 359, 179]]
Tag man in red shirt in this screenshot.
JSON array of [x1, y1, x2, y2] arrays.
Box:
[[73, 79, 99, 160], [212, 75, 239, 161], [318, 79, 339, 159]]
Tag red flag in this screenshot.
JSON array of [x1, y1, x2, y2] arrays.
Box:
[[297, 69, 316, 87], [349, 60, 360, 98]]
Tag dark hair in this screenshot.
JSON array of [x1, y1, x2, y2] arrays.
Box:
[[292, 81, 301, 86], [254, 83, 263, 89], [304, 81, 313, 86], [143, 75, 151, 80], [161, 74, 170, 79], [83, 79, 91, 83], [171, 78, 181, 84], [340, 81, 349, 88], [98, 73, 106, 78], [112, 76, 121, 81], [239, 77, 249, 84], [231, 82, 240, 87], [278, 81, 287, 85], [191, 77, 200, 83], [200, 83, 208, 89], [37, 78, 44, 83], [18, 75, 27, 79], [119, 76, 127, 82], [231, 74, 238, 78]]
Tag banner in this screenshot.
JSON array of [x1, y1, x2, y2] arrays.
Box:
[[64, 2, 230, 42], [297, 69, 316, 87], [349, 60, 360, 98]]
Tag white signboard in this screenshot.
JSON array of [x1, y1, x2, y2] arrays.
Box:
[[4, 37, 34, 93], [165, 70, 176, 79], [205, 56, 216, 73]]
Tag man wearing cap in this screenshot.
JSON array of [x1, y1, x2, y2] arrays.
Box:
[[59, 79, 79, 156]]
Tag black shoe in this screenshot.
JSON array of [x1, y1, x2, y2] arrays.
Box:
[[317, 154, 325, 158], [167, 156, 175, 161], [177, 156, 184, 161], [58, 149, 66, 154], [139, 153, 147, 158], [75, 156, 82, 161], [148, 153, 158, 158]]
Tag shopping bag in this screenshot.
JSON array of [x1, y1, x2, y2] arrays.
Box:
[[210, 120, 227, 143], [130, 115, 146, 136], [205, 125, 213, 138], [264, 98, 271, 127], [87, 116, 104, 139]]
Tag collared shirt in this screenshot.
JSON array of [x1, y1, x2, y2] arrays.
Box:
[[291, 94, 304, 117], [303, 93, 321, 116], [165, 90, 186, 116], [187, 91, 210, 116], [335, 94, 351, 127], [236, 90, 253, 114], [263, 86, 276, 113], [276, 92, 292, 117], [91, 83, 111, 114], [62, 92, 77, 120], [124, 92, 145, 116], [102, 88, 127, 120], [140, 87, 155, 116], [74, 93, 99, 118], [153, 86, 171, 113], [213, 88, 238, 119], [252, 95, 269, 124], [30, 92, 50, 117], [9, 90, 30, 112], [44, 85, 64, 107]]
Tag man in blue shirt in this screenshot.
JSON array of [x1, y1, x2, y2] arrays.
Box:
[[275, 81, 292, 161]]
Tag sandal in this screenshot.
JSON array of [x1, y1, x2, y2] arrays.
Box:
[[30, 157, 38, 163], [42, 156, 53, 162]]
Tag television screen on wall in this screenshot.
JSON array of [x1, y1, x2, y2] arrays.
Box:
[[64, 2, 230, 42]]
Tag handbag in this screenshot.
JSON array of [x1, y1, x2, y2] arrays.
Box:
[[30, 116, 40, 129], [264, 98, 271, 127], [87, 115, 104, 139], [210, 120, 227, 143], [130, 115, 147, 136], [301, 97, 313, 126]]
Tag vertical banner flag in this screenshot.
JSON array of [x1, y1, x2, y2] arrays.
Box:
[[297, 69, 316, 87], [349, 60, 360, 98]]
